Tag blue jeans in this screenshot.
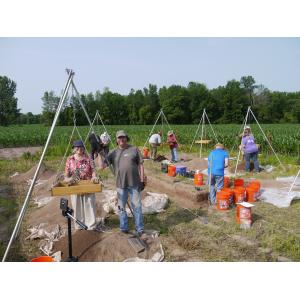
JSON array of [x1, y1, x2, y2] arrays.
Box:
[[171, 147, 178, 162], [244, 151, 259, 172], [116, 187, 144, 233], [209, 175, 224, 205]]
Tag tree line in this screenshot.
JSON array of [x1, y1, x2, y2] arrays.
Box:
[[1, 75, 300, 126]]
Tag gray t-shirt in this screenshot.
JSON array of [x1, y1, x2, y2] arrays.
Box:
[[106, 145, 144, 188]]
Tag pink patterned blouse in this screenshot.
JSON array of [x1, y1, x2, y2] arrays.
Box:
[[65, 154, 94, 180]]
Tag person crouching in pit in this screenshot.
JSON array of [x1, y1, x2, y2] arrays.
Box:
[[98, 130, 146, 239], [149, 131, 162, 160], [65, 140, 99, 230]]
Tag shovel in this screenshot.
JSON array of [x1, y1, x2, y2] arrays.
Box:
[[125, 201, 148, 253]]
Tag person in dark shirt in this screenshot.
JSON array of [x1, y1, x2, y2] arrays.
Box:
[[98, 130, 146, 238]]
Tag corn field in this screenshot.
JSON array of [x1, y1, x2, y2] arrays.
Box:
[[0, 124, 299, 157]]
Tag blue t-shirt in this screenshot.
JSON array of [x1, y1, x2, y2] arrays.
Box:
[[207, 149, 229, 176]]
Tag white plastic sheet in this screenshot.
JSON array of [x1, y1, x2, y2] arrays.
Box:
[[260, 188, 300, 208]]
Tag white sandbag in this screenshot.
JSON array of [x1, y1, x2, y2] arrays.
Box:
[[102, 190, 168, 215], [142, 192, 168, 214]]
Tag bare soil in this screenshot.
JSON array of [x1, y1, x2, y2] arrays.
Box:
[[51, 230, 161, 262], [0, 146, 42, 159]]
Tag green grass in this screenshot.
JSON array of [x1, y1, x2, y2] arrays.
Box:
[[0, 193, 28, 261]]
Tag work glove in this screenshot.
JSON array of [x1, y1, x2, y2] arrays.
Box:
[[139, 181, 146, 192], [91, 176, 99, 184]]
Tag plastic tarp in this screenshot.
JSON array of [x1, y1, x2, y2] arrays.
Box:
[[260, 188, 300, 208], [25, 223, 66, 255]]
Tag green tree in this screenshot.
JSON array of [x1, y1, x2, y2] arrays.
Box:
[[0, 76, 20, 126], [159, 85, 190, 124], [41, 91, 60, 125], [240, 75, 256, 106], [219, 80, 248, 123], [125, 89, 145, 124], [187, 82, 212, 123]]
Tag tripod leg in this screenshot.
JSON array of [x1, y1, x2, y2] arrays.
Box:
[[68, 217, 73, 259], [66, 216, 78, 262]]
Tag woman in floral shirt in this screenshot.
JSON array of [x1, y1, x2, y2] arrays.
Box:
[[65, 140, 99, 230]]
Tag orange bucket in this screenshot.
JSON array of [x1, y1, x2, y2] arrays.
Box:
[[222, 188, 234, 204], [246, 186, 257, 202], [167, 165, 176, 177], [236, 203, 252, 227], [194, 173, 204, 186], [234, 178, 244, 187], [216, 191, 230, 211], [31, 256, 54, 262], [233, 187, 245, 204], [143, 147, 149, 158], [248, 180, 261, 199], [224, 176, 230, 188]]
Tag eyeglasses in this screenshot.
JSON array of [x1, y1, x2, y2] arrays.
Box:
[[117, 136, 126, 139]]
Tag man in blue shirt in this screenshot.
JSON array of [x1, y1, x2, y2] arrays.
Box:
[[207, 143, 229, 205]]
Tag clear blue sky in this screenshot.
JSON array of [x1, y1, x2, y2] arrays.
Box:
[[1, 37, 300, 114]]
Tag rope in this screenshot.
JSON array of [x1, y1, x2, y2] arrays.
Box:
[[189, 113, 204, 152], [56, 124, 76, 176], [288, 169, 300, 196], [84, 111, 98, 144], [249, 108, 284, 169], [143, 110, 162, 149], [234, 107, 251, 177], [199, 111, 205, 158], [204, 109, 219, 143]]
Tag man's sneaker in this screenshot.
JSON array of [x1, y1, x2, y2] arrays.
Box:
[[121, 229, 129, 234]]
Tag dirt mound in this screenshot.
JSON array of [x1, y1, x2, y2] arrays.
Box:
[[229, 161, 245, 173], [147, 173, 209, 209], [9, 163, 56, 185], [180, 157, 208, 171], [52, 230, 162, 262], [0, 146, 42, 159]]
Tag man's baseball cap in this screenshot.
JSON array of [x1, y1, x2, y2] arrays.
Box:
[[116, 130, 128, 138]]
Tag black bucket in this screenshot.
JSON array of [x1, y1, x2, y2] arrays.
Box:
[[161, 162, 168, 173], [185, 170, 195, 179]]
